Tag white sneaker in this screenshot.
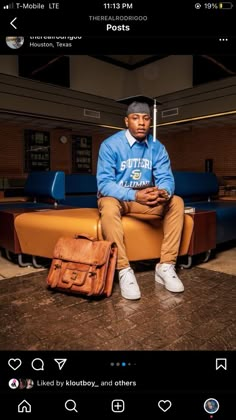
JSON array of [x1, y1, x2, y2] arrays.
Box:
[[119, 267, 141, 300], [155, 263, 184, 293]]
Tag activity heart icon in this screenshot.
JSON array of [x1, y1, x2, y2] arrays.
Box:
[[8, 358, 22, 370], [158, 400, 172, 412]]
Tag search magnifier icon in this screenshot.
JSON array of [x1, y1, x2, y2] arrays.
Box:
[[65, 399, 78, 413]]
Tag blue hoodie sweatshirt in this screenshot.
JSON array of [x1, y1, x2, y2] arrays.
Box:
[[97, 129, 175, 201]]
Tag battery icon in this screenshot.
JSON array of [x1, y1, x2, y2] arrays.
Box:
[[219, 2, 234, 8]]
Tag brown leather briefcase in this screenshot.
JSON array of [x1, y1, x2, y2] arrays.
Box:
[[46, 234, 118, 297]]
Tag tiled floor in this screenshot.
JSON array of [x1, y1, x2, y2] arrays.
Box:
[[1, 245, 235, 279], [0, 247, 236, 351]]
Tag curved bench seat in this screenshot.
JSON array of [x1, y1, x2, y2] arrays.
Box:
[[15, 208, 99, 258], [14, 208, 193, 261]]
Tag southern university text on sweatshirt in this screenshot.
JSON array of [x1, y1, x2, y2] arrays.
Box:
[[97, 129, 175, 201]]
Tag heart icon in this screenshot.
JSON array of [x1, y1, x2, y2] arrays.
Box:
[[8, 358, 22, 370], [158, 400, 172, 412]]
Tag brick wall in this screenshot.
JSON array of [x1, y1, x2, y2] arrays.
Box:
[[0, 123, 105, 177], [0, 122, 236, 179], [159, 124, 236, 176]]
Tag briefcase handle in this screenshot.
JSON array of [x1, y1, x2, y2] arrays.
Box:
[[74, 233, 96, 241]]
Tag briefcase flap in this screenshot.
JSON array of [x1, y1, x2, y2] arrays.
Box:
[[53, 236, 113, 266]]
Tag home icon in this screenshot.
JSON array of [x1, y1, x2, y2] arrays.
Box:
[[18, 399, 31, 413]]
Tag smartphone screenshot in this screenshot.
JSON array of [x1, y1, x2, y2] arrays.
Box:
[[0, 1, 235, 418]]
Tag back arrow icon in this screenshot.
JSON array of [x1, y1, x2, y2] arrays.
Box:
[[10, 17, 17, 29]]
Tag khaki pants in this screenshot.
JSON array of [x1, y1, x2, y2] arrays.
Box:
[[98, 195, 184, 270]]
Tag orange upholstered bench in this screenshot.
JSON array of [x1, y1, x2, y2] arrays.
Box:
[[14, 208, 193, 262]]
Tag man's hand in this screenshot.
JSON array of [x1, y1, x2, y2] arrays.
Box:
[[135, 187, 170, 206], [158, 189, 171, 200]]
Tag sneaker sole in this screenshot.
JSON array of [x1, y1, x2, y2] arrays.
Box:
[[165, 284, 184, 293], [155, 273, 184, 293], [121, 291, 141, 300]]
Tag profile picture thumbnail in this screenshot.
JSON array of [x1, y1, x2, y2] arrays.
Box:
[[8, 377, 34, 389], [8, 378, 19, 389], [6, 36, 24, 49], [203, 398, 219, 414], [26, 378, 34, 389]]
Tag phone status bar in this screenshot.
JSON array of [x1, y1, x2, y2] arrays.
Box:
[[194, 2, 234, 10]]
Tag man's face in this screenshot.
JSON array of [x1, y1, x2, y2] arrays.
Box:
[[125, 113, 151, 141]]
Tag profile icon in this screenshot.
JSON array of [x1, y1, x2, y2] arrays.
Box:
[[18, 378, 27, 389], [26, 378, 34, 389], [9, 378, 19, 389], [203, 398, 219, 414], [6, 36, 24, 49]]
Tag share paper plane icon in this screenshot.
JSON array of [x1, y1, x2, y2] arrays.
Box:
[[54, 359, 67, 370]]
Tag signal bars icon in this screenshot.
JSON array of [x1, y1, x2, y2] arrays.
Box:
[[3, 2, 14, 8]]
